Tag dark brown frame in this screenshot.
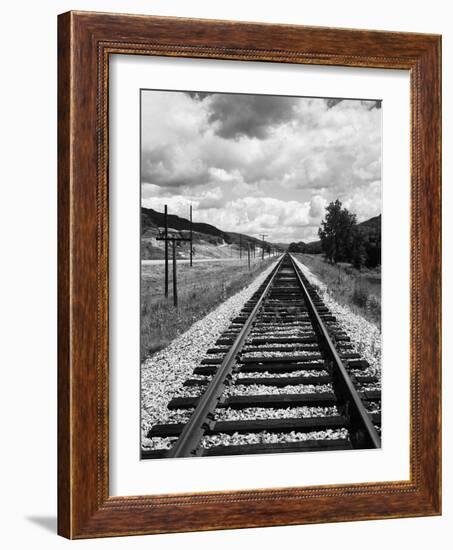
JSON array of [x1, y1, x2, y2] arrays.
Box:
[[58, 11, 442, 539]]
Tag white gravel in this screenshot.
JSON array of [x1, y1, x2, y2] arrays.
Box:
[[252, 327, 313, 332], [200, 428, 349, 448], [234, 369, 329, 379], [349, 368, 376, 377], [203, 353, 227, 359], [223, 383, 333, 396], [214, 406, 339, 421], [164, 408, 195, 424], [291, 256, 381, 378], [141, 260, 279, 447], [241, 350, 322, 359], [359, 383, 381, 392], [244, 342, 318, 349], [174, 385, 206, 398], [145, 436, 178, 450], [251, 328, 314, 336]]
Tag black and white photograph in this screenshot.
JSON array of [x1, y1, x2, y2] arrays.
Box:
[[140, 90, 382, 459], [1, 0, 446, 545]]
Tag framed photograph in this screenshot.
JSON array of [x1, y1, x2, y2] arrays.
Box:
[[58, 11, 441, 538]]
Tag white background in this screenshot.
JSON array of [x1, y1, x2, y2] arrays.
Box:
[[0, 0, 450, 548], [110, 56, 410, 495]]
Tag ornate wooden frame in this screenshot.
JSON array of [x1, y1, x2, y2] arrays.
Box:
[[58, 11, 441, 539]]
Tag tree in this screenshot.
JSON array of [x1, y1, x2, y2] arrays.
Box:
[[364, 230, 381, 267], [318, 200, 357, 264], [351, 226, 367, 269]]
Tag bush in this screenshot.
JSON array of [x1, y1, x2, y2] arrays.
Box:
[[352, 282, 369, 308], [367, 294, 381, 320]]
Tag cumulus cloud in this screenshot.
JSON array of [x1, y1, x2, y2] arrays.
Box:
[[309, 195, 327, 219], [141, 90, 382, 242], [185, 91, 213, 101], [206, 94, 300, 140]]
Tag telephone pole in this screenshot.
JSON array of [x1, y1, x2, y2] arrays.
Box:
[[164, 205, 168, 297], [157, 206, 192, 307], [189, 204, 193, 267], [172, 239, 177, 306]]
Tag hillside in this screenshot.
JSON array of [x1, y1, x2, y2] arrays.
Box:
[[141, 207, 281, 260], [287, 239, 322, 254], [142, 208, 224, 240], [359, 214, 381, 228], [357, 214, 381, 239]]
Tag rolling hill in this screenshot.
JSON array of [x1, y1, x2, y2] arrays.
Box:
[[141, 207, 282, 260]]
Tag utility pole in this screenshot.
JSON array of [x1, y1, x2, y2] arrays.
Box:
[[164, 205, 168, 297], [239, 234, 242, 259], [247, 244, 251, 271], [172, 239, 177, 307], [260, 234, 268, 260], [189, 204, 193, 267], [157, 207, 191, 307]]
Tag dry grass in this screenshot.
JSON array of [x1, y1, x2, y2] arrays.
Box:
[[294, 254, 381, 328], [141, 258, 274, 359]]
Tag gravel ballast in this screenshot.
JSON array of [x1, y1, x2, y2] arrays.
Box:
[[200, 428, 349, 449], [164, 408, 195, 424], [234, 369, 329, 379], [214, 406, 339, 421], [223, 383, 333, 396], [250, 328, 314, 336], [241, 350, 322, 359], [146, 436, 178, 450]]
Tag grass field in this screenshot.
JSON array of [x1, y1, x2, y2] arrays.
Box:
[[141, 257, 275, 360], [294, 254, 381, 328]]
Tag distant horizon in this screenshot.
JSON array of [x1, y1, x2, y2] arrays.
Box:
[[141, 204, 381, 246]]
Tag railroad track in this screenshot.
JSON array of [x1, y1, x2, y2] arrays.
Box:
[[142, 253, 381, 459]]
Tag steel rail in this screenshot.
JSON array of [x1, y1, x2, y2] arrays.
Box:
[[167, 254, 285, 458], [289, 254, 381, 449]]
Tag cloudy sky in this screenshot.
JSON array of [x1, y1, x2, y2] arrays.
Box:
[[141, 90, 381, 243]]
